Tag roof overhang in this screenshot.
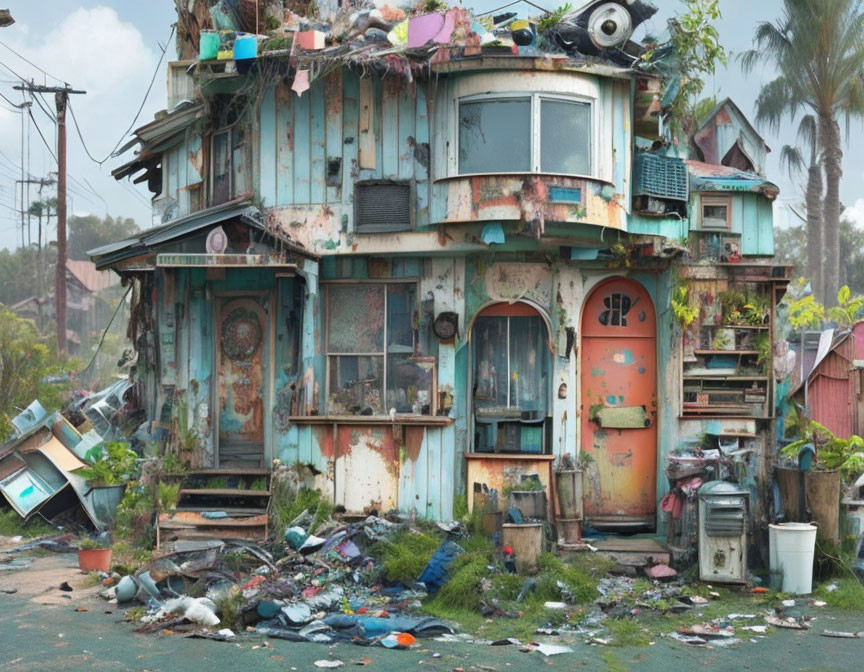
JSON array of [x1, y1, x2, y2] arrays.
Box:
[[89, 199, 318, 270]]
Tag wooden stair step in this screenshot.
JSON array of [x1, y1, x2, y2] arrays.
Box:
[[175, 506, 268, 515], [179, 488, 271, 497], [185, 468, 271, 477]]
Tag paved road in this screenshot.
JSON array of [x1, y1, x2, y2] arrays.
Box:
[[0, 554, 861, 671]]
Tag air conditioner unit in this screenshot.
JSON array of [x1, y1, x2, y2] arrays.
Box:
[[698, 481, 748, 583]]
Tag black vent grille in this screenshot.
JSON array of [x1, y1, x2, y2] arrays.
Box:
[[355, 181, 412, 233]]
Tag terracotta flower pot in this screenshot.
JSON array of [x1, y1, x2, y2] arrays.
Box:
[[77, 548, 113, 572]]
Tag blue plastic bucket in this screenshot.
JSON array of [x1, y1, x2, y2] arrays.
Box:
[[199, 31, 219, 60], [234, 34, 257, 60]]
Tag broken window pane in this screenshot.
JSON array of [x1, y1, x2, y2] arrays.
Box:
[[387, 353, 433, 414], [387, 284, 415, 354], [328, 355, 384, 415], [702, 202, 729, 229], [541, 99, 591, 175], [459, 99, 530, 174], [472, 316, 509, 410], [509, 316, 548, 414], [212, 130, 230, 205], [327, 285, 385, 353]]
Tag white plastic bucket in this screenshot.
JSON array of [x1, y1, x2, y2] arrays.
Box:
[[769, 522, 818, 594]]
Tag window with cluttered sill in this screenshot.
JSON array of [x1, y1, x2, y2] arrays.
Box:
[[471, 303, 551, 454], [325, 281, 435, 417], [457, 93, 592, 177]]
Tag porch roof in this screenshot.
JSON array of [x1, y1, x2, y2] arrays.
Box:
[[88, 198, 318, 270]]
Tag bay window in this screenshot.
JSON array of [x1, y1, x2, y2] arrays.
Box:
[[458, 94, 592, 176]]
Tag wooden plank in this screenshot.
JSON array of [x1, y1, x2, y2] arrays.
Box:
[[397, 84, 414, 181], [414, 84, 429, 225], [426, 427, 442, 519], [179, 489, 271, 496], [325, 71, 343, 204], [293, 87, 312, 204], [259, 84, 277, 207], [275, 82, 294, 206], [358, 77, 376, 170], [185, 468, 270, 476], [310, 77, 326, 204], [342, 70, 360, 229]]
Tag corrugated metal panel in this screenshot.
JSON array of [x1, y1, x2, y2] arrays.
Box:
[[633, 153, 688, 201], [810, 372, 853, 438]]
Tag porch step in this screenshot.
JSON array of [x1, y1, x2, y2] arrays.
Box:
[[157, 468, 272, 546], [588, 537, 671, 569]]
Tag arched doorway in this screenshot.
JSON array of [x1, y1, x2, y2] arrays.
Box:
[[580, 277, 657, 529]]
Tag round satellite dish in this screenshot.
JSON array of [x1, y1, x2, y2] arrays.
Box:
[[587, 2, 632, 49], [206, 226, 228, 254]]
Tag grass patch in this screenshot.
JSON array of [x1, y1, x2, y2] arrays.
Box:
[[268, 485, 333, 538], [369, 529, 442, 584], [205, 477, 230, 489], [425, 552, 491, 612], [602, 651, 628, 672], [0, 509, 54, 538], [80, 571, 103, 588], [248, 477, 268, 491], [214, 588, 245, 629], [606, 618, 652, 647], [157, 482, 180, 512], [535, 553, 599, 603], [815, 578, 864, 610]]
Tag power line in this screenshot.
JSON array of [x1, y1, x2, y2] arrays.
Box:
[[68, 24, 175, 166], [0, 39, 64, 83], [26, 105, 57, 163]]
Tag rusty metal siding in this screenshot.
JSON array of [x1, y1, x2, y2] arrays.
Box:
[[810, 373, 853, 438]]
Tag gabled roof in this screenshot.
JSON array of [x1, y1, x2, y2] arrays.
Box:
[[66, 260, 120, 294], [694, 98, 771, 175], [88, 198, 318, 270], [684, 160, 779, 199]]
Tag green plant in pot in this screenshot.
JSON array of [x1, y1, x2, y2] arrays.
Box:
[[78, 442, 138, 528], [780, 420, 864, 542]]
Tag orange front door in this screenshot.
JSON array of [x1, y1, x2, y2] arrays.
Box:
[[580, 277, 657, 529]]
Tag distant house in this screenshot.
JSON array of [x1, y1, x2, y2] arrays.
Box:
[[9, 260, 120, 350]]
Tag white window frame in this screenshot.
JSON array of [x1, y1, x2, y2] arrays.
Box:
[[455, 92, 595, 179]]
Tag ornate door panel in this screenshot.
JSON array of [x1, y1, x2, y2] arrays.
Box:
[[216, 296, 267, 466], [580, 278, 657, 528]]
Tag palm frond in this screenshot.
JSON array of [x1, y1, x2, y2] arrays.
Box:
[[780, 145, 806, 178]]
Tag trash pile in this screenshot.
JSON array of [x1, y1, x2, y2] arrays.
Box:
[[181, 0, 666, 88], [100, 515, 456, 647]]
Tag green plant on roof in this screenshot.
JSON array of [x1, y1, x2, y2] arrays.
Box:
[[537, 3, 573, 32]]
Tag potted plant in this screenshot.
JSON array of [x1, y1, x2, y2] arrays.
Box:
[[78, 442, 139, 526], [76, 536, 113, 572], [779, 420, 864, 543]]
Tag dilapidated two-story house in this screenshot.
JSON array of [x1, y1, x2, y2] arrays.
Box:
[[93, 0, 785, 555]]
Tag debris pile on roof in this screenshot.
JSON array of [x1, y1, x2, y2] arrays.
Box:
[[179, 0, 662, 77]]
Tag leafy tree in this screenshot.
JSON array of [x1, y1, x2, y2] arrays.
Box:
[[774, 217, 864, 295], [0, 304, 75, 440], [741, 0, 864, 303], [779, 116, 823, 299], [68, 214, 139, 261]]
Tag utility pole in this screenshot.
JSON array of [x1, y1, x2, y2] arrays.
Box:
[[14, 82, 85, 356]]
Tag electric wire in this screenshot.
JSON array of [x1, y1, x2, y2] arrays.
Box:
[[26, 105, 57, 162], [0, 38, 63, 83], [68, 24, 176, 166]]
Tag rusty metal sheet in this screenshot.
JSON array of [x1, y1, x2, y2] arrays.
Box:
[[580, 277, 657, 527]]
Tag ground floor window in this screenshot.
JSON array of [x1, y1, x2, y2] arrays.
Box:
[[325, 281, 433, 416], [472, 303, 549, 453]]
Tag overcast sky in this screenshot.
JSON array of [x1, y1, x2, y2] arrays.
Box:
[[0, 0, 861, 250]]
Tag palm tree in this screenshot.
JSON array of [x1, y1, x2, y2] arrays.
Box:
[[741, 0, 864, 303], [779, 115, 823, 297]]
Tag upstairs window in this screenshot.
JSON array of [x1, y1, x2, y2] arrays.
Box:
[[209, 96, 251, 206], [458, 94, 592, 177], [701, 195, 731, 230]]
